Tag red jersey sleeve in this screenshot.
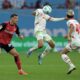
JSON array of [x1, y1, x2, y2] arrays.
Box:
[[15, 25, 20, 36]]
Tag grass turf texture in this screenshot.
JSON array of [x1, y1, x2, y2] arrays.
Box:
[[0, 51, 80, 80]]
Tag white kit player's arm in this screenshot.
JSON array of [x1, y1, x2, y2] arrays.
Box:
[[43, 14, 65, 21], [68, 24, 74, 41], [48, 17, 65, 21], [32, 11, 37, 16]]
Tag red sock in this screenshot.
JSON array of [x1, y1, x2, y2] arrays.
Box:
[[14, 56, 22, 70]]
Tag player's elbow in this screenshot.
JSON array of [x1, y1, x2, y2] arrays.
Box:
[[32, 12, 35, 16]]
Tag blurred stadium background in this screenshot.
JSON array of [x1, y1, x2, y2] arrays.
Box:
[[0, 0, 80, 52], [0, 0, 80, 80]]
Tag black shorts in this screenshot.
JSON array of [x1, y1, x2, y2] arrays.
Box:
[[0, 43, 14, 52]]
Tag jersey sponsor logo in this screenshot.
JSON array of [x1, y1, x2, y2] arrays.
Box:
[[4, 30, 14, 34]]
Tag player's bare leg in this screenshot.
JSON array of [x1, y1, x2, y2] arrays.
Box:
[[40, 40, 55, 57], [38, 40, 55, 64], [9, 48, 28, 75], [60, 48, 76, 74], [27, 39, 44, 57]]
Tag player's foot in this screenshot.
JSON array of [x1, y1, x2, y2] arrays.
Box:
[[67, 66, 76, 74], [18, 69, 28, 75], [38, 54, 42, 65], [27, 49, 33, 57]]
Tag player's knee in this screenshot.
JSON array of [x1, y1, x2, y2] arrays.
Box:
[[38, 44, 43, 48], [60, 50, 68, 55], [49, 42, 55, 48], [51, 44, 55, 48], [13, 52, 19, 57]]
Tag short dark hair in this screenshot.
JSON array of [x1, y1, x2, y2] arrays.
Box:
[[67, 15, 74, 18], [10, 14, 18, 18], [43, 2, 52, 7]]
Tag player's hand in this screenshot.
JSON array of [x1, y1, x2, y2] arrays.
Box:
[[65, 17, 68, 20], [19, 35, 24, 39]]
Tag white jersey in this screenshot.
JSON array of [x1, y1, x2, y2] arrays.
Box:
[[34, 9, 50, 32], [67, 19, 80, 40]]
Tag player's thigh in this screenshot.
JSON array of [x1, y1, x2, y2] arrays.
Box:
[[38, 39, 44, 48], [1, 43, 19, 56], [9, 48, 19, 56], [72, 39, 80, 48], [44, 34, 55, 48], [47, 40, 55, 48], [44, 33, 52, 41], [66, 39, 80, 51], [35, 31, 44, 48], [35, 31, 44, 40]]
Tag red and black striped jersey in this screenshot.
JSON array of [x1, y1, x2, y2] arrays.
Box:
[[0, 22, 20, 45]]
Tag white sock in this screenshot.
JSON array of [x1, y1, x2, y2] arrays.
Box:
[[41, 46, 51, 58], [61, 54, 75, 67], [29, 46, 38, 52]]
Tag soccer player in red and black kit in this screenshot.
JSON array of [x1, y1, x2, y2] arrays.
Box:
[[0, 14, 27, 75]]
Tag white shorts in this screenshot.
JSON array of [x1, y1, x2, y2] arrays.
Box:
[[35, 31, 52, 42], [66, 38, 80, 51]]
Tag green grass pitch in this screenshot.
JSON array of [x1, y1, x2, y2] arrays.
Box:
[[0, 51, 80, 80]]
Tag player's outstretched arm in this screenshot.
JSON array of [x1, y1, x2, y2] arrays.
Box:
[[48, 17, 65, 21], [18, 35, 24, 39], [16, 25, 24, 39]]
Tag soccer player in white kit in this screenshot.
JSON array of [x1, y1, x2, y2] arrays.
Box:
[[61, 10, 80, 74], [27, 4, 65, 64]]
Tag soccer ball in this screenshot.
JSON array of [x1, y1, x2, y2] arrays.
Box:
[[43, 5, 52, 14]]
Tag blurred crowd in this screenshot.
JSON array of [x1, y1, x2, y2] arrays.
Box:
[[0, 0, 42, 9], [0, 0, 80, 10]]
